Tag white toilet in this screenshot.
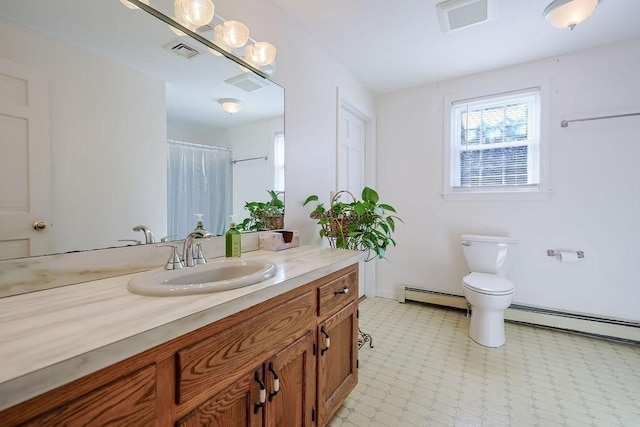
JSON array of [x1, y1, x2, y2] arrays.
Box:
[[461, 234, 518, 347]]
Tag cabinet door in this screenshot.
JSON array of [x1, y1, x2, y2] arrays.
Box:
[[317, 302, 358, 426], [176, 366, 264, 427], [266, 332, 315, 427]]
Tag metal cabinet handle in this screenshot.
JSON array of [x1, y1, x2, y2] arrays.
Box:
[[254, 371, 266, 414], [268, 362, 279, 401], [334, 286, 349, 295], [320, 326, 330, 355]]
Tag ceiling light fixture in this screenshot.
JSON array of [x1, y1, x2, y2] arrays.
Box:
[[174, 0, 215, 28], [219, 98, 243, 114], [543, 0, 600, 30]]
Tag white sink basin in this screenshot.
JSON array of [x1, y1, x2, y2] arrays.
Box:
[[127, 258, 277, 296]]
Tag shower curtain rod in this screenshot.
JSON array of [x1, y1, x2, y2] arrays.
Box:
[[232, 155, 268, 164], [561, 111, 640, 128]]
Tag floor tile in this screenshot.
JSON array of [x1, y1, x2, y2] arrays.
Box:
[[330, 297, 640, 426]]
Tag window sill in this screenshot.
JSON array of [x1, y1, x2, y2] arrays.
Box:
[[441, 190, 551, 201]]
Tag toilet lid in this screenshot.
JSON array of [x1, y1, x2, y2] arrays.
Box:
[[463, 273, 514, 295]]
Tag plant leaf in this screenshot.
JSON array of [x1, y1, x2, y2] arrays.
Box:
[[303, 195, 319, 206]]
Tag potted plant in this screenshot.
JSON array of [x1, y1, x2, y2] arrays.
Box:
[[238, 190, 285, 231], [303, 187, 402, 262]]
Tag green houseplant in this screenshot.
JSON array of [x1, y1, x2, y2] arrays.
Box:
[[303, 187, 402, 262], [238, 190, 285, 231]]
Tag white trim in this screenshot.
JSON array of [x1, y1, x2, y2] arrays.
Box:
[[442, 79, 551, 201], [336, 88, 377, 298]]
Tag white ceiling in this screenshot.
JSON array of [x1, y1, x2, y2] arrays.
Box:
[[269, 0, 640, 94]]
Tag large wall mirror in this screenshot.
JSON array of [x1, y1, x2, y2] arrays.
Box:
[[0, 0, 284, 263]]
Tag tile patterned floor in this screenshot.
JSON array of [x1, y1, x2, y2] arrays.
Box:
[[330, 297, 640, 427]]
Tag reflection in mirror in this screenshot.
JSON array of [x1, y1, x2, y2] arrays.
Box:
[[0, 0, 285, 262]]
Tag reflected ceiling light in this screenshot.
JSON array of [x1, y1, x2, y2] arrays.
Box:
[[219, 98, 243, 114], [543, 0, 599, 30], [119, 0, 149, 10], [244, 42, 277, 67], [174, 0, 215, 28]]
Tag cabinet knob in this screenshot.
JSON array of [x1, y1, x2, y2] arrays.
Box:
[[334, 286, 349, 295]]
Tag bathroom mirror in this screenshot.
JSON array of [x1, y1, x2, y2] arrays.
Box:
[[0, 0, 285, 261]]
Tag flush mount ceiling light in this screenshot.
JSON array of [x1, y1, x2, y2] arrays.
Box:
[[543, 0, 600, 30], [174, 0, 215, 28], [219, 98, 243, 114]]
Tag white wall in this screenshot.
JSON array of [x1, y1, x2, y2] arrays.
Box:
[[0, 19, 167, 253], [376, 39, 640, 322], [213, 0, 376, 245]]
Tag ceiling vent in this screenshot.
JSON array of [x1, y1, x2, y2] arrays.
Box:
[[224, 73, 268, 92], [436, 0, 497, 33], [163, 39, 200, 59]]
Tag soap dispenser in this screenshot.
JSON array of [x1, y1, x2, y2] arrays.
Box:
[[194, 213, 206, 232], [225, 215, 241, 257]]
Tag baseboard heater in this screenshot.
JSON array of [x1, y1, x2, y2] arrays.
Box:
[[400, 286, 640, 344]]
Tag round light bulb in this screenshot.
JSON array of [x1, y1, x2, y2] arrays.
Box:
[[222, 20, 250, 49], [174, 0, 215, 28], [212, 24, 232, 53], [245, 42, 277, 67]]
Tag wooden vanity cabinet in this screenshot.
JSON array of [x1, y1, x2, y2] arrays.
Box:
[[315, 268, 359, 426], [1, 263, 359, 427]]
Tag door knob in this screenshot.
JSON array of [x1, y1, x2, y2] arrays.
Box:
[[32, 220, 47, 230]]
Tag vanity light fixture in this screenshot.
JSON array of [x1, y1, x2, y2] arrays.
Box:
[[219, 98, 243, 114], [218, 21, 250, 49], [543, 0, 600, 30], [244, 42, 277, 67], [174, 0, 215, 28]]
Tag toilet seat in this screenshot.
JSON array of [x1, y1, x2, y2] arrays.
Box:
[[462, 272, 514, 296]]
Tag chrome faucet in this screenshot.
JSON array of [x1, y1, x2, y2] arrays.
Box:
[[132, 225, 156, 244], [182, 230, 213, 267]]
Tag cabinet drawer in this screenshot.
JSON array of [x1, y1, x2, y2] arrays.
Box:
[[23, 364, 156, 426], [176, 291, 315, 406], [318, 269, 357, 318]]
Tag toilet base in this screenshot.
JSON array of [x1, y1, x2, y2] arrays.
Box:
[[469, 308, 506, 347]]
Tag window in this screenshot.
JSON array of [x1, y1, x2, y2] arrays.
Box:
[[443, 84, 549, 200], [273, 132, 285, 192]]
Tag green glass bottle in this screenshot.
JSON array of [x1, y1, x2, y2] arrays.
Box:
[[225, 217, 241, 257]]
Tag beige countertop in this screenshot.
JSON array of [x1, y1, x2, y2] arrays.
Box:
[[0, 246, 364, 411]]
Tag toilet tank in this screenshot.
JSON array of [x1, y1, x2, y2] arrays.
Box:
[[461, 234, 518, 276]]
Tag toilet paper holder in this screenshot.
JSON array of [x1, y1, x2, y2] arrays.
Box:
[[547, 249, 584, 258]]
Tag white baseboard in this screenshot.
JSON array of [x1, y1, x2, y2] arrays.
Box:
[[399, 285, 640, 343]]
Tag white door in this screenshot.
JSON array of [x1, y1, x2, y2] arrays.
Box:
[[337, 107, 365, 199], [337, 103, 368, 298], [0, 58, 51, 260]]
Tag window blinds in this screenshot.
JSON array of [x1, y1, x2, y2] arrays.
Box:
[[451, 88, 540, 188]]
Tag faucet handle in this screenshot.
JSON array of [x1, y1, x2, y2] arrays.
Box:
[[162, 245, 184, 270], [193, 243, 207, 265]]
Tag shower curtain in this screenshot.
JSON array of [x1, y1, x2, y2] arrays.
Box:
[[167, 140, 232, 238]]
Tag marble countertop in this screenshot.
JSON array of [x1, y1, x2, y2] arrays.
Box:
[[0, 246, 364, 411]]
